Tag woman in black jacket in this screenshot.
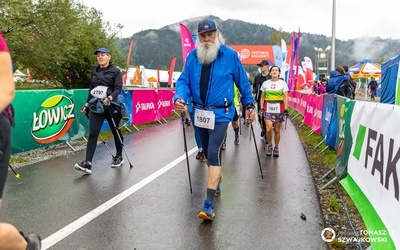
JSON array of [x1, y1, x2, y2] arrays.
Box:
[[75, 47, 124, 174]]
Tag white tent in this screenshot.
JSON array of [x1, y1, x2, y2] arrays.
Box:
[[14, 69, 27, 82], [125, 67, 181, 87]]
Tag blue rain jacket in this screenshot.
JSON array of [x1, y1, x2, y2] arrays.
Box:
[[174, 44, 254, 123]]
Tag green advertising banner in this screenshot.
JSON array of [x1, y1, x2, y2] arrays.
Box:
[[11, 89, 89, 153]]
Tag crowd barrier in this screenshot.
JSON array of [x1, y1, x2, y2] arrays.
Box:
[[288, 91, 399, 249], [10, 88, 175, 153]]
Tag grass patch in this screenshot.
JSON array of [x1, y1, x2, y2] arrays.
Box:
[[329, 194, 341, 212], [329, 238, 345, 249], [9, 157, 29, 165]]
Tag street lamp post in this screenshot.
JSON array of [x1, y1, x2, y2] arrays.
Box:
[[331, 0, 336, 71], [314, 46, 331, 76]]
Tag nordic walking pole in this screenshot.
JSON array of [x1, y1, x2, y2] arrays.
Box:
[[9, 165, 20, 178], [247, 108, 264, 179], [284, 111, 289, 130], [285, 116, 288, 129], [181, 111, 193, 194], [98, 133, 115, 158], [106, 106, 134, 169]]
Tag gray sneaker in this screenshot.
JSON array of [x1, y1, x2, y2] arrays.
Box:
[[266, 144, 273, 156], [74, 161, 92, 174], [273, 146, 279, 157], [111, 155, 124, 168]]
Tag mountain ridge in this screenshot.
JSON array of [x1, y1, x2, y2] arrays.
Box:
[[116, 15, 399, 75]]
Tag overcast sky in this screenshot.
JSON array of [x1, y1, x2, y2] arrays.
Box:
[[80, 0, 398, 40]]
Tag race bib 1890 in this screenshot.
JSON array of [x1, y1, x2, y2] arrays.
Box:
[[266, 102, 281, 114], [194, 109, 215, 130]]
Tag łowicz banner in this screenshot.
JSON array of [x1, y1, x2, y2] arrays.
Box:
[[179, 23, 195, 65], [11, 89, 88, 153]]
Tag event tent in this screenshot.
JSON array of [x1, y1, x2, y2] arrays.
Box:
[[380, 54, 400, 105], [348, 58, 381, 79]]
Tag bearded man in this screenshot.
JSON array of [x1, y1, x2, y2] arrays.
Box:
[[174, 19, 255, 220]]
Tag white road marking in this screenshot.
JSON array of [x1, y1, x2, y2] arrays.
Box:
[[41, 147, 197, 249]]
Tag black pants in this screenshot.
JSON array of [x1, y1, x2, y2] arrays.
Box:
[[86, 104, 123, 162], [0, 115, 11, 199]]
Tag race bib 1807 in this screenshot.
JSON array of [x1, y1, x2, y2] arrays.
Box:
[[194, 109, 215, 130]]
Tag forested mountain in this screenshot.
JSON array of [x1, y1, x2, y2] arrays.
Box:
[[116, 15, 400, 74]]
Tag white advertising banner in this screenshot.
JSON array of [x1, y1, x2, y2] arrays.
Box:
[[348, 101, 400, 248]]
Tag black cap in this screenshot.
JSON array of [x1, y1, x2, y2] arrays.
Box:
[[257, 60, 269, 67]]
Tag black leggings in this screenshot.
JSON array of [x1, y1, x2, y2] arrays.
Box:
[[86, 104, 123, 162], [0, 115, 11, 199]]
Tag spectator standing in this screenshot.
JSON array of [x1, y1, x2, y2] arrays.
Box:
[[368, 78, 378, 100], [313, 77, 327, 95], [342, 65, 356, 99]]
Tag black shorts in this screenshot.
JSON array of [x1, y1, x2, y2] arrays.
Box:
[[197, 122, 229, 166]]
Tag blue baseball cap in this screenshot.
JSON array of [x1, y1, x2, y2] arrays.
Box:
[[198, 19, 217, 35], [93, 47, 110, 55]]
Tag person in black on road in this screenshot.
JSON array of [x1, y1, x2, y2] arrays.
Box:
[[253, 60, 271, 138], [74, 47, 124, 174], [368, 78, 378, 100]]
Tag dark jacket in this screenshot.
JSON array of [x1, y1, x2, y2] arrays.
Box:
[[253, 73, 271, 102], [86, 62, 123, 103], [368, 80, 378, 90]]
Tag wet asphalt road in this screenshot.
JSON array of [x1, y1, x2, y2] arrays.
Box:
[[0, 118, 328, 250]]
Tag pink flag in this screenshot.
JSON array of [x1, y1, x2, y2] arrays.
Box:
[[167, 56, 177, 87], [179, 23, 195, 65]]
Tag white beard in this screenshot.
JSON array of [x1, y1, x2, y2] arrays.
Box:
[[196, 39, 221, 65]]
